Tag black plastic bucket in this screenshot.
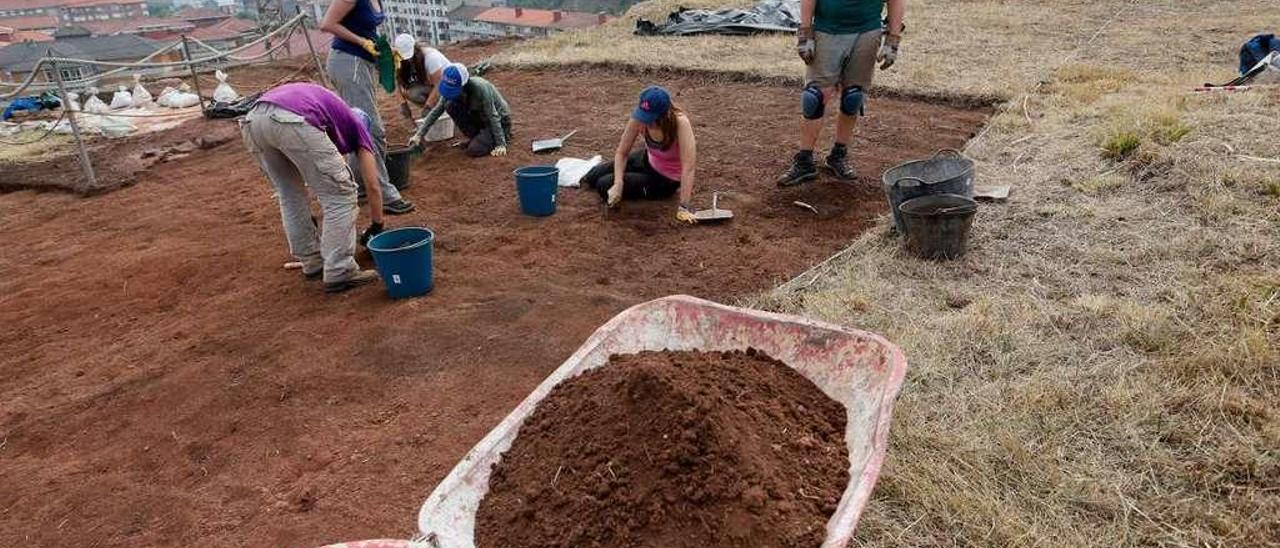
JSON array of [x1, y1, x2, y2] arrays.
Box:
[[881, 149, 974, 234], [899, 193, 978, 260], [386, 147, 416, 190]]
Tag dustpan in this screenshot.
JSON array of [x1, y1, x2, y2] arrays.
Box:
[[531, 129, 577, 153], [692, 191, 733, 222]]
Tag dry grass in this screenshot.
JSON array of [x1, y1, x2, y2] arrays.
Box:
[[0, 134, 73, 163], [499, 0, 1280, 545]]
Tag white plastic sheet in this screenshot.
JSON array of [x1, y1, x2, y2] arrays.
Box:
[[83, 87, 109, 114], [553, 155, 602, 187], [416, 295, 908, 548]]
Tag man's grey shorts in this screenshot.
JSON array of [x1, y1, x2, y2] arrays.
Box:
[[805, 28, 883, 89]]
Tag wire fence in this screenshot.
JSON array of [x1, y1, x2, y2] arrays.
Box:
[[1, 12, 329, 192]]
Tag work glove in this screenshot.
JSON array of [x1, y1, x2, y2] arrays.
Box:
[[359, 221, 384, 247], [607, 185, 623, 208], [407, 133, 422, 149], [360, 39, 379, 58], [797, 26, 816, 65], [878, 34, 900, 70], [490, 145, 508, 157], [676, 204, 698, 225]]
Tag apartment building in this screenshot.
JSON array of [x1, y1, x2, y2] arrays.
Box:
[[0, 0, 150, 23], [447, 5, 608, 42], [384, 0, 450, 45]]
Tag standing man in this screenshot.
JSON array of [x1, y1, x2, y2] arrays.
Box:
[[776, 0, 905, 186]]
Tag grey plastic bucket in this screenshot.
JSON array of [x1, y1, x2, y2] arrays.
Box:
[[881, 149, 974, 234], [899, 193, 977, 260]]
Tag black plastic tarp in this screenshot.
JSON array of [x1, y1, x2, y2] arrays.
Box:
[[635, 0, 800, 37]]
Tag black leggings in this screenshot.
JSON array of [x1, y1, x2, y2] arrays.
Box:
[[581, 149, 680, 202]]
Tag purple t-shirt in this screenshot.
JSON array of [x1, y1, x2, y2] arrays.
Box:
[[258, 82, 374, 155]]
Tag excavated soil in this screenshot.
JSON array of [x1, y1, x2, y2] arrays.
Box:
[[476, 349, 848, 548], [0, 57, 985, 547]]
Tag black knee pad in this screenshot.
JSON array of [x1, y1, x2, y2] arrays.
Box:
[[801, 85, 825, 120], [841, 86, 866, 116]]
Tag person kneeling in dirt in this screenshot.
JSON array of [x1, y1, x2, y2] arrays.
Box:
[[394, 33, 451, 116], [580, 85, 699, 225], [408, 63, 512, 157], [775, 0, 904, 186], [240, 82, 386, 293]]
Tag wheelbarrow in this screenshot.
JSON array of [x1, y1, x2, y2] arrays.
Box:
[[399, 295, 908, 548]]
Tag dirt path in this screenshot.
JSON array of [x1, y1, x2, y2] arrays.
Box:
[[0, 66, 985, 547]]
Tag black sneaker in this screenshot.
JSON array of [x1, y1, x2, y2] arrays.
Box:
[[824, 151, 856, 181], [383, 199, 416, 215], [776, 153, 818, 187], [324, 269, 379, 293]]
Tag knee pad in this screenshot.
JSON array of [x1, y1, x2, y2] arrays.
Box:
[[840, 86, 865, 116], [801, 85, 825, 120]]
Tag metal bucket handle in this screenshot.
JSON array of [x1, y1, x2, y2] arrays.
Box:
[[892, 176, 927, 190], [932, 148, 967, 160]]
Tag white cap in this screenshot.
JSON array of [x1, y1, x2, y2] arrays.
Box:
[[394, 33, 416, 60]]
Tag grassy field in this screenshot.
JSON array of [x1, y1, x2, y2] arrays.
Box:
[[506, 0, 1280, 546]]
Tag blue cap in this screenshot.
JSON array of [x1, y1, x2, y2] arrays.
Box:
[[632, 85, 671, 124], [439, 63, 469, 101]]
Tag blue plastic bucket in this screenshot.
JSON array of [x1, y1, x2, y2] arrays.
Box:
[[513, 165, 559, 217], [367, 227, 435, 299]]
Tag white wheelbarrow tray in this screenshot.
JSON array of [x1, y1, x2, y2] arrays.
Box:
[[416, 295, 908, 547]]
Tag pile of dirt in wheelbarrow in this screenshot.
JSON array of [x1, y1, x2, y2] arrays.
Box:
[[475, 349, 848, 547]]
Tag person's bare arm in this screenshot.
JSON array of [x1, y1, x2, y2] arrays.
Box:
[[800, 0, 815, 26], [320, 0, 367, 48], [609, 120, 641, 206], [357, 148, 384, 224], [676, 115, 696, 208], [886, 0, 905, 36]]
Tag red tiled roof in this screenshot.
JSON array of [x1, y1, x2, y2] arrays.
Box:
[[471, 7, 610, 30], [237, 28, 330, 58], [0, 0, 144, 10], [0, 29, 55, 43], [188, 17, 255, 42], [0, 15, 60, 31], [64, 0, 147, 7], [174, 7, 227, 20], [79, 16, 195, 35]]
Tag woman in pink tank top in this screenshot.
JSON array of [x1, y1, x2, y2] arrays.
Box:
[[580, 86, 701, 224]]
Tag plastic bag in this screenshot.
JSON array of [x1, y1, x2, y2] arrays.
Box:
[[83, 87, 110, 114], [109, 85, 133, 110], [554, 155, 603, 187], [132, 74, 153, 106], [161, 83, 201, 108], [155, 86, 177, 107], [66, 91, 81, 112], [212, 69, 239, 103]]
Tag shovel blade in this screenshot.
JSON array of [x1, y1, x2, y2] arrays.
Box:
[[693, 208, 734, 222], [531, 139, 563, 153]]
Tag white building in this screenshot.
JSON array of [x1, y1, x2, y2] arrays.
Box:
[[383, 0, 450, 45]]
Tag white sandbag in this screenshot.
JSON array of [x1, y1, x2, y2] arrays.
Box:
[[83, 87, 109, 114], [554, 155, 603, 187], [212, 69, 239, 103], [98, 115, 136, 138], [110, 85, 133, 110], [66, 91, 81, 112], [166, 91, 201, 109], [155, 86, 177, 107], [51, 120, 75, 135], [132, 74, 153, 106]]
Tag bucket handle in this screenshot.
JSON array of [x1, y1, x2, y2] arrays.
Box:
[[893, 176, 927, 189], [933, 148, 967, 160]]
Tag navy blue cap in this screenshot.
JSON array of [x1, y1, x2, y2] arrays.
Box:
[[632, 85, 671, 124]]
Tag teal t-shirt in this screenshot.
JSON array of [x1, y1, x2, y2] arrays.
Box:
[[813, 0, 884, 35]]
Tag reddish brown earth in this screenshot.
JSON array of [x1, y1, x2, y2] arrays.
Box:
[[476, 349, 848, 548], [0, 60, 985, 547]]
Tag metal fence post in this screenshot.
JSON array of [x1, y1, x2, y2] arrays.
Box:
[[49, 56, 97, 190], [299, 13, 330, 88], [180, 35, 206, 115]]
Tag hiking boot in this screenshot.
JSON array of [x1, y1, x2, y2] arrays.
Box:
[[776, 153, 817, 187], [824, 150, 856, 181], [323, 269, 379, 293], [383, 199, 416, 215], [303, 268, 323, 281]]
